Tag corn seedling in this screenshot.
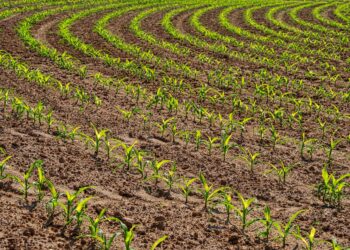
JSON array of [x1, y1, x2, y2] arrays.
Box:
[[45, 179, 60, 226], [149, 160, 171, 186], [270, 125, 280, 151], [86, 227, 119, 250], [220, 192, 234, 224], [0, 155, 11, 180], [317, 167, 350, 207], [194, 130, 202, 151], [59, 186, 94, 227], [32, 161, 46, 201], [170, 121, 178, 143], [151, 235, 168, 250], [265, 161, 294, 184], [82, 208, 107, 239], [180, 130, 192, 148], [293, 226, 317, 250], [68, 126, 80, 142], [327, 239, 350, 250], [117, 107, 139, 124], [10, 160, 40, 202], [239, 147, 260, 174], [220, 133, 233, 161], [156, 117, 173, 138], [237, 117, 252, 141], [93, 95, 102, 108], [160, 164, 178, 194], [258, 124, 267, 144], [205, 136, 219, 155], [58, 82, 71, 99], [0, 89, 10, 113], [45, 110, 55, 132], [258, 206, 274, 242], [80, 210, 119, 250], [104, 137, 119, 161], [178, 177, 197, 204], [326, 138, 342, 167], [55, 123, 70, 141], [232, 191, 257, 232], [273, 210, 305, 248], [120, 222, 136, 250], [199, 172, 226, 211], [78, 65, 87, 79], [134, 149, 147, 179], [32, 101, 45, 125], [74, 196, 93, 230], [118, 141, 137, 170], [300, 133, 318, 160], [91, 124, 109, 156], [317, 119, 327, 140]]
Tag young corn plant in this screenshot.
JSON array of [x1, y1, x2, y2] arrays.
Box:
[[151, 235, 168, 250], [317, 119, 327, 140], [0, 89, 10, 114], [156, 117, 174, 138], [220, 133, 233, 162], [205, 136, 219, 155], [178, 177, 197, 204], [317, 167, 350, 208], [104, 137, 119, 161], [74, 196, 93, 231], [0, 155, 12, 180], [149, 160, 171, 186], [270, 126, 280, 151], [10, 160, 41, 202], [81, 211, 119, 250], [199, 172, 226, 212], [117, 107, 140, 124], [239, 147, 260, 174], [273, 210, 305, 248], [134, 149, 147, 179], [180, 130, 192, 148], [258, 206, 274, 242], [300, 133, 318, 160], [82, 208, 107, 239], [194, 130, 202, 151], [32, 161, 46, 202], [265, 161, 294, 185], [117, 141, 137, 171], [159, 164, 178, 195], [59, 186, 94, 227], [45, 110, 55, 133], [45, 179, 60, 226], [327, 239, 350, 250], [32, 101, 45, 126], [91, 124, 109, 157], [258, 124, 267, 144], [57, 82, 71, 99], [232, 191, 257, 233], [120, 222, 136, 250], [220, 192, 234, 224], [67, 126, 81, 142], [326, 138, 342, 167], [93, 95, 102, 108], [78, 65, 88, 79], [87, 226, 119, 250], [293, 226, 318, 250], [170, 121, 178, 143]]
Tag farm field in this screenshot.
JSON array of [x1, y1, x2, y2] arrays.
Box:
[[0, 0, 349, 249]]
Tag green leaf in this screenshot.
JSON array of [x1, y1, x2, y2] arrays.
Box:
[[151, 235, 168, 250]]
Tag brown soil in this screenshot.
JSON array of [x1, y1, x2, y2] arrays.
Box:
[[0, 1, 349, 250]]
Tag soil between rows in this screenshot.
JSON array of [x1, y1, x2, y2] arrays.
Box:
[[0, 1, 349, 249]]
